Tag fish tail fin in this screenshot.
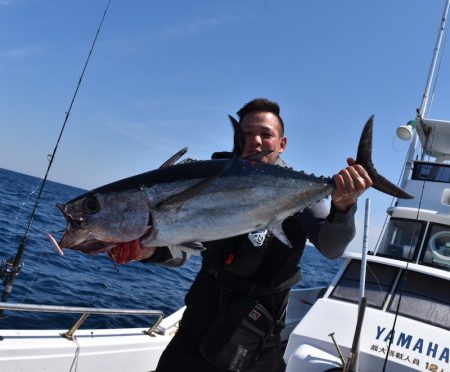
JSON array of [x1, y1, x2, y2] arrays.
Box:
[[357, 115, 414, 199]]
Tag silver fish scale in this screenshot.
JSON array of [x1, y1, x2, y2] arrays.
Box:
[[142, 171, 334, 247]]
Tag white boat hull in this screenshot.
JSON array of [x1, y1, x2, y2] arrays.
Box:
[[0, 328, 170, 372], [284, 297, 450, 371], [0, 305, 186, 372]]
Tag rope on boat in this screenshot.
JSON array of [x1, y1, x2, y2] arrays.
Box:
[[0, 0, 112, 315]]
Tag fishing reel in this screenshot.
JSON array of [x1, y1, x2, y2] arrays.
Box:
[[0, 258, 23, 286]]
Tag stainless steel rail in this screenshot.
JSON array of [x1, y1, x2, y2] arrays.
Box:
[[0, 302, 165, 341]]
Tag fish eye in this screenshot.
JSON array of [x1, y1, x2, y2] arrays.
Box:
[[82, 196, 100, 214]]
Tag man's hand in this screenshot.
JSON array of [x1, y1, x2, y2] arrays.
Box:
[[332, 157, 372, 212], [108, 240, 156, 265]]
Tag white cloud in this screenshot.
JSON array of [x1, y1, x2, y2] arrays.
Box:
[[0, 45, 41, 60], [0, 0, 40, 8], [101, 119, 193, 150], [149, 17, 222, 42], [111, 16, 229, 54]]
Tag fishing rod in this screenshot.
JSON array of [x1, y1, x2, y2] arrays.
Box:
[[0, 0, 112, 316], [343, 199, 370, 372], [328, 199, 370, 372]]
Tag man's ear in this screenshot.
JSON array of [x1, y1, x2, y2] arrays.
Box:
[[279, 137, 287, 153]]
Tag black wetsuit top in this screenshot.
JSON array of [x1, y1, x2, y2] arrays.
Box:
[[147, 157, 357, 372]]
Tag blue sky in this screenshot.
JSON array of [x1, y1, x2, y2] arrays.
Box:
[[1, 0, 449, 251]]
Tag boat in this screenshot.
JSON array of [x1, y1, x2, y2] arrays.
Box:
[[1, 2, 449, 372], [283, 1, 450, 370]]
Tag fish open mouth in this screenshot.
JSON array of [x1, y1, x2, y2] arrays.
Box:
[[54, 199, 154, 257], [48, 232, 117, 255], [49, 224, 154, 258]]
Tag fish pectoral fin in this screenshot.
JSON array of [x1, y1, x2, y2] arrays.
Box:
[[171, 243, 204, 256], [268, 221, 292, 248], [155, 177, 213, 210], [159, 147, 188, 168], [180, 242, 205, 250], [156, 115, 246, 210]]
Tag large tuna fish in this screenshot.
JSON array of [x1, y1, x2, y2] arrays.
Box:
[[52, 116, 412, 255]]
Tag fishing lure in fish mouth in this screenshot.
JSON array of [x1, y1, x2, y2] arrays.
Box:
[[54, 115, 413, 258], [48, 233, 64, 256]]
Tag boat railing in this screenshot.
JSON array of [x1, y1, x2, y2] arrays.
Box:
[[0, 301, 164, 341]]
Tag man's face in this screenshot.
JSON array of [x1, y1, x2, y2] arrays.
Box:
[[240, 111, 287, 164]]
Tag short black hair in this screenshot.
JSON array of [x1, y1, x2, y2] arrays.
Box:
[[236, 98, 285, 135]]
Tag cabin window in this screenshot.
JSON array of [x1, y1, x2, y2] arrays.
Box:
[[420, 223, 450, 270], [376, 218, 425, 261], [388, 270, 450, 330], [330, 260, 399, 308], [412, 161, 450, 183]]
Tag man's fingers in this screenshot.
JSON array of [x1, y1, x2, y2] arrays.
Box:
[[341, 165, 372, 191], [346, 157, 356, 166], [337, 168, 356, 194]]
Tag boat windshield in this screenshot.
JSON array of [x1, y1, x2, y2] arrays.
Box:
[[330, 259, 450, 330], [413, 161, 450, 183], [420, 223, 450, 270], [330, 260, 398, 308], [388, 270, 450, 330], [376, 218, 425, 261]]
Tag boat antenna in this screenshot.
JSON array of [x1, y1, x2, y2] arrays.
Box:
[[0, 0, 112, 316], [383, 0, 450, 370], [399, 0, 450, 188], [419, 0, 450, 118]]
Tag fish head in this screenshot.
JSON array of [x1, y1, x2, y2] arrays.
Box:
[[57, 189, 152, 252]]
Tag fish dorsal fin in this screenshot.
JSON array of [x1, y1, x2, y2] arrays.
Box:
[[357, 116, 413, 199], [229, 114, 246, 156], [156, 115, 245, 210], [159, 147, 188, 168]]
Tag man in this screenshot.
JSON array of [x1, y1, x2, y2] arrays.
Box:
[[109, 98, 372, 371]]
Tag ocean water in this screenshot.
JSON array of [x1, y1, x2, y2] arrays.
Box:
[[0, 168, 342, 330]]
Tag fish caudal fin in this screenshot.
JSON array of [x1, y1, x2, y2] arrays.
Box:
[[357, 116, 414, 199]]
